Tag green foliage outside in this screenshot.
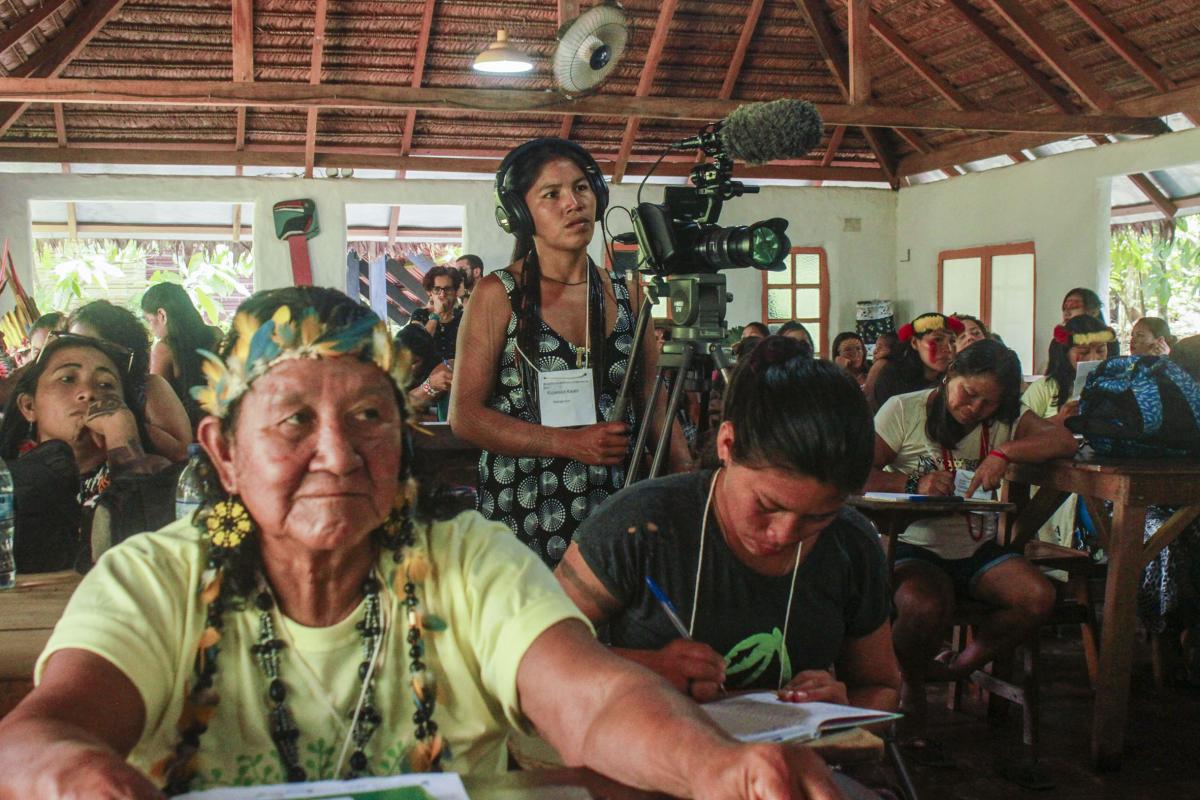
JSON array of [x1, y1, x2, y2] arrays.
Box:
[[33, 239, 254, 327], [1109, 215, 1200, 341]]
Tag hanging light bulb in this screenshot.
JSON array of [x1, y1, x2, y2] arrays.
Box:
[[472, 29, 534, 74]]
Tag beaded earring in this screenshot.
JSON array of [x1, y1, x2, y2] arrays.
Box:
[[204, 497, 255, 550]]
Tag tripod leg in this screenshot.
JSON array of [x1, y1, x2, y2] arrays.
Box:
[[626, 365, 666, 486], [650, 343, 694, 480], [610, 295, 655, 423]]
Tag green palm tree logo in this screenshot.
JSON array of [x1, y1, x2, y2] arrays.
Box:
[[725, 627, 792, 686]]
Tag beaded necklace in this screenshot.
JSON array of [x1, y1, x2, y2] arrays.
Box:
[[158, 513, 442, 795]]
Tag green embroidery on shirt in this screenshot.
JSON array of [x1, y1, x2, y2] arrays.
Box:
[[304, 737, 336, 779], [725, 627, 792, 686]]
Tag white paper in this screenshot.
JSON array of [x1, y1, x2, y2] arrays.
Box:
[[537, 367, 597, 428], [700, 693, 901, 744], [175, 773, 469, 800], [1071, 359, 1103, 401], [954, 469, 994, 500]]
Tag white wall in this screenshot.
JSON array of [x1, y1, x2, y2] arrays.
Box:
[[0, 171, 897, 350], [895, 126, 1200, 371]]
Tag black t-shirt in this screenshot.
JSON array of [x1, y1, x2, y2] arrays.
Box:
[[574, 469, 890, 691], [410, 307, 460, 362]]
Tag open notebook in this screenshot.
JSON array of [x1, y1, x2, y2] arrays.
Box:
[[701, 693, 901, 744]]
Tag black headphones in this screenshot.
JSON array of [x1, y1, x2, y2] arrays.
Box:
[[493, 137, 609, 238]]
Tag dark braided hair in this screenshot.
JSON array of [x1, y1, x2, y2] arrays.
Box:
[[925, 339, 1023, 450], [504, 140, 608, 410]]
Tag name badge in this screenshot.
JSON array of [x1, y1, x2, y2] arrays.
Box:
[[538, 367, 597, 428], [954, 468, 994, 500]]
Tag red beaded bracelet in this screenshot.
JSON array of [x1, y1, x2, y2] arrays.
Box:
[[988, 449, 1011, 462]]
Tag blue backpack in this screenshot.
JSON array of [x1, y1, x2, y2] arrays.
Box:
[[1066, 356, 1200, 458]]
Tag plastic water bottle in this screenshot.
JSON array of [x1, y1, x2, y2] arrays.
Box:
[[176, 443, 205, 523], [0, 456, 15, 590]]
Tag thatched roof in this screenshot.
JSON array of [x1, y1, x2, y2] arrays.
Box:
[[0, 0, 1195, 196]]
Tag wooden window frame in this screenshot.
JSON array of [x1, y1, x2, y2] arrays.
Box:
[[761, 247, 830, 357], [936, 241, 1037, 353]]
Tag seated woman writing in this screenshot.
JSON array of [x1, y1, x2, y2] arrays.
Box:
[[556, 337, 900, 710], [0, 333, 172, 574], [865, 340, 1077, 755], [0, 288, 843, 800]]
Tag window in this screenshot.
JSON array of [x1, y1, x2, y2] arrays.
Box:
[[938, 242, 1037, 370], [761, 248, 829, 356], [30, 200, 255, 326]]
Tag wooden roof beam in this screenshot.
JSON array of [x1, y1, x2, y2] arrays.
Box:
[[399, 0, 437, 168], [0, 144, 889, 183], [719, 0, 766, 101], [0, 0, 129, 137], [0, 78, 1172, 135], [557, 0, 580, 140], [1062, 0, 1171, 93], [0, 0, 73, 55], [983, 0, 1115, 112], [304, 0, 329, 179], [613, 0, 679, 183], [793, 0, 909, 189], [847, 0, 870, 105], [1127, 173, 1177, 220], [868, 10, 969, 110], [232, 0, 253, 152], [944, 0, 1076, 114], [861, 127, 898, 188], [813, 124, 847, 186], [897, 79, 1200, 177], [866, 9, 1024, 172], [792, 0, 849, 94]]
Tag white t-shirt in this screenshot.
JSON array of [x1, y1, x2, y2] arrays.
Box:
[[875, 389, 1014, 559], [37, 512, 588, 790]]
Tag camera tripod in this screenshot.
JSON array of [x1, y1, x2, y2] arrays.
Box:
[[610, 273, 734, 484]]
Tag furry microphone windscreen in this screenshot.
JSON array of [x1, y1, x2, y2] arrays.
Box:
[[720, 99, 824, 165]]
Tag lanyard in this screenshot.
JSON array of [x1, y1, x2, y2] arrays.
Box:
[[940, 424, 993, 542], [941, 423, 989, 472]]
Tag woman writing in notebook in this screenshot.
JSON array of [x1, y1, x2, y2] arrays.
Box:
[[556, 337, 900, 711], [865, 339, 1077, 757]]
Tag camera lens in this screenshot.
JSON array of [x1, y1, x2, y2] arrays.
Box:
[[692, 218, 789, 271]]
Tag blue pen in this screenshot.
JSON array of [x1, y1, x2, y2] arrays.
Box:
[[645, 576, 691, 639], [645, 576, 727, 693]]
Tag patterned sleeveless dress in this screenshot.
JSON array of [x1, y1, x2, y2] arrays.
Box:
[[477, 267, 637, 567]]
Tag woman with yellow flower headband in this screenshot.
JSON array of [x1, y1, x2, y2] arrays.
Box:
[[869, 312, 962, 411], [1022, 315, 1116, 424], [0, 287, 844, 800]]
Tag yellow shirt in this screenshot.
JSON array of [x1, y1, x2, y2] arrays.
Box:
[[37, 512, 587, 790], [1020, 376, 1061, 419]]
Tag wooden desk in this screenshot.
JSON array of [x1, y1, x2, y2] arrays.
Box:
[[1004, 455, 1200, 770], [0, 570, 81, 716], [847, 495, 1016, 569]]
